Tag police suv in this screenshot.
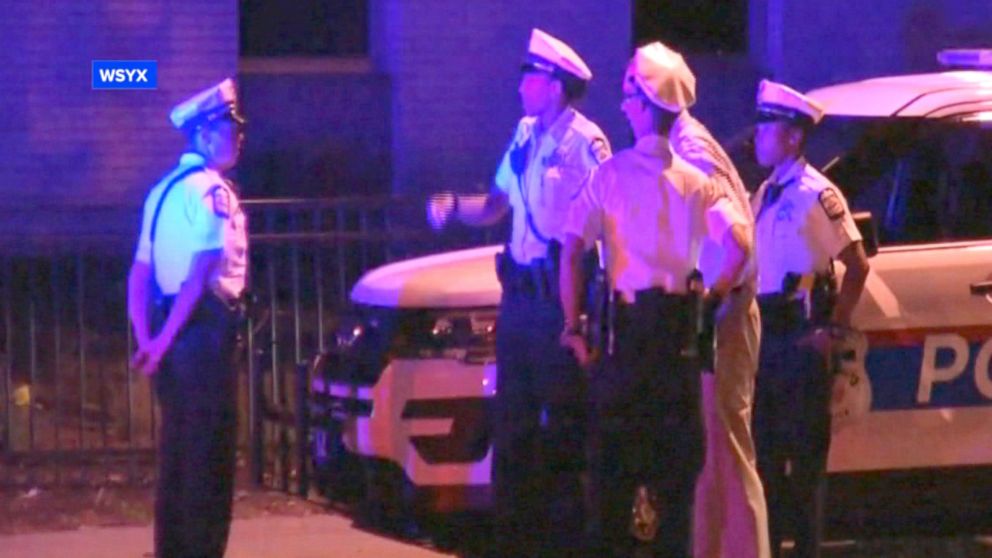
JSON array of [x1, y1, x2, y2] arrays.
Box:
[[311, 49, 992, 534]]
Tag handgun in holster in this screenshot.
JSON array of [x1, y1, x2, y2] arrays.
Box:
[[810, 267, 838, 325], [781, 268, 837, 324], [683, 269, 705, 362], [585, 241, 614, 358]]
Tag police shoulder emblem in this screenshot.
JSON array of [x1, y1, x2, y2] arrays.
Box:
[[208, 185, 231, 218], [818, 188, 845, 221], [590, 137, 610, 164]]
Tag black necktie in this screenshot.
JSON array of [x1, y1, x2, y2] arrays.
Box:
[[757, 180, 790, 221]]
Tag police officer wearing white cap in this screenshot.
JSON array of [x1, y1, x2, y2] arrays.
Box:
[[626, 41, 770, 558], [750, 79, 869, 558], [127, 77, 248, 558], [427, 28, 610, 557], [560, 43, 752, 557]]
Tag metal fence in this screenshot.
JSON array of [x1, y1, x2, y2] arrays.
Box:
[[0, 196, 494, 491]]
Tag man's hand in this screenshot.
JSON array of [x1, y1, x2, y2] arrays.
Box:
[[796, 325, 846, 359], [560, 331, 594, 369], [427, 192, 457, 230], [131, 335, 172, 377]]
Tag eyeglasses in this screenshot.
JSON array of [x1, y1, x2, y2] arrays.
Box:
[[622, 91, 647, 104]]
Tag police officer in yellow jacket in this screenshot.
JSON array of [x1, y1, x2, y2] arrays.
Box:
[[560, 43, 752, 557], [750, 80, 870, 558], [127, 78, 248, 558], [428, 29, 610, 557]]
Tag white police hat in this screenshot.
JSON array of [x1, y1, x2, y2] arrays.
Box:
[[625, 42, 696, 113], [756, 79, 824, 126], [521, 28, 593, 82], [169, 78, 245, 131]]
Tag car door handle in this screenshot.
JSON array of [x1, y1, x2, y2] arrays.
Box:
[[970, 280, 992, 295]]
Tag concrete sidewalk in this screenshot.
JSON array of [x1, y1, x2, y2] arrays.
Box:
[[0, 515, 454, 558]]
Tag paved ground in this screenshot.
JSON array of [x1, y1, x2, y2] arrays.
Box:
[[0, 515, 454, 558], [5, 517, 992, 558]]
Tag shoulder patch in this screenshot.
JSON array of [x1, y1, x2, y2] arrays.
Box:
[[818, 188, 846, 221], [207, 185, 231, 218], [589, 137, 610, 164]]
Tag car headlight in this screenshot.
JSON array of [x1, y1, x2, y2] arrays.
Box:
[[393, 308, 498, 364]]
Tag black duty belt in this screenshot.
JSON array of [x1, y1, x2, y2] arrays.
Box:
[[757, 294, 807, 333], [496, 251, 560, 300], [155, 291, 245, 317]]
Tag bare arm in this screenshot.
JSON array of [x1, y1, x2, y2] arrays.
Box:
[[559, 234, 593, 367], [711, 223, 751, 298], [133, 250, 221, 375], [560, 234, 588, 329], [127, 261, 153, 348], [455, 189, 510, 227], [427, 188, 510, 230], [832, 240, 870, 327]]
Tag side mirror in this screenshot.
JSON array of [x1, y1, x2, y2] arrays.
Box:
[[852, 211, 879, 258]]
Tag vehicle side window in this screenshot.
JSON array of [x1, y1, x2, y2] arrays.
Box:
[[835, 119, 992, 246]]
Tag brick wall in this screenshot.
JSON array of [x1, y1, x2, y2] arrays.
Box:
[[370, 0, 632, 200], [0, 1, 237, 236], [237, 66, 391, 199]]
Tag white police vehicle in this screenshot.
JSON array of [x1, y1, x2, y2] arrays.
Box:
[[311, 49, 992, 533]]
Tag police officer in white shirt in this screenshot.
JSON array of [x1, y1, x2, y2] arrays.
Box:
[[750, 80, 869, 558], [127, 78, 248, 558], [560, 43, 752, 558], [633, 42, 769, 558], [427, 28, 610, 557]]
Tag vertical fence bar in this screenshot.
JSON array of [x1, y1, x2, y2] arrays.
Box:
[[384, 203, 394, 263], [77, 253, 87, 451], [96, 259, 108, 451], [279, 372, 290, 493], [27, 261, 37, 454], [335, 207, 347, 306], [52, 259, 63, 483], [125, 260, 135, 482], [291, 226, 302, 367], [248, 302, 262, 486], [267, 210, 280, 488], [312, 210, 325, 354], [289, 218, 303, 494], [359, 208, 369, 273], [295, 361, 309, 497], [3, 260, 12, 454]]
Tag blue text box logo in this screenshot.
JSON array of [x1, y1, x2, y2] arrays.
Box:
[[92, 60, 158, 90]]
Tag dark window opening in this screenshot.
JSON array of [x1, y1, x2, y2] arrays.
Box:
[[240, 0, 369, 57], [633, 0, 747, 53]]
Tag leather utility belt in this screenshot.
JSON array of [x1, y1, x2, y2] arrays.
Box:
[[495, 242, 563, 300], [155, 290, 247, 318], [611, 270, 712, 365], [758, 271, 836, 331]]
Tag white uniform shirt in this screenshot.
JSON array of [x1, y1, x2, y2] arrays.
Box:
[[564, 134, 749, 302], [751, 157, 861, 295], [134, 152, 248, 299], [670, 111, 757, 289], [493, 107, 611, 264]]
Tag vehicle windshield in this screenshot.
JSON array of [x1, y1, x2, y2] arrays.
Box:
[[727, 114, 992, 246]]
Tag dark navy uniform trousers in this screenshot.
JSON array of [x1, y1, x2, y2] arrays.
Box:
[[491, 263, 588, 558], [753, 297, 832, 558], [594, 290, 704, 558], [153, 294, 240, 558]]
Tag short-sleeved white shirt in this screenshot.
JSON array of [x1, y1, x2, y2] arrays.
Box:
[[493, 107, 611, 264], [135, 152, 247, 299], [751, 157, 861, 295], [564, 134, 749, 302]]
